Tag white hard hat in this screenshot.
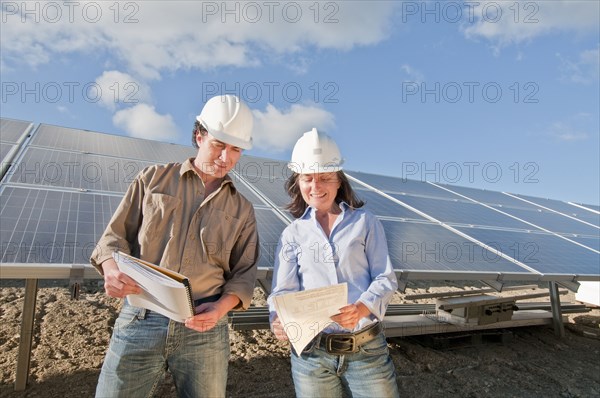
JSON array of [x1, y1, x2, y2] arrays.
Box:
[[289, 128, 344, 174], [196, 95, 254, 149]]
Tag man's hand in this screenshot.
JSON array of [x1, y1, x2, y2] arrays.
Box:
[[185, 294, 239, 333], [101, 258, 141, 298], [270, 316, 289, 341], [330, 302, 372, 330]]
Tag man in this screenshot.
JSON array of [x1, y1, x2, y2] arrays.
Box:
[[90, 94, 259, 398]]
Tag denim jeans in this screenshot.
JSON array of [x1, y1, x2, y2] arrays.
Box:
[[95, 302, 229, 398], [291, 332, 400, 398]]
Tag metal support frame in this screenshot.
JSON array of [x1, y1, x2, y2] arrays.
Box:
[[557, 280, 580, 293], [481, 279, 505, 292], [69, 265, 85, 299], [15, 279, 38, 391], [396, 273, 409, 293], [549, 281, 565, 338]]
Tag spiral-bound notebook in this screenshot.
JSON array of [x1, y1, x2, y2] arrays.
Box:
[[113, 251, 195, 322]]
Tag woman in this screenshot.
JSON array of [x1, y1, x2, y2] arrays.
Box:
[[268, 128, 400, 398]]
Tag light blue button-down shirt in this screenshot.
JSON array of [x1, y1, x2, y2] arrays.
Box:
[[268, 202, 398, 333]]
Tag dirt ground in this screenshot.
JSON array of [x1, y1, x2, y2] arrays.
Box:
[[1, 279, 599, 398]]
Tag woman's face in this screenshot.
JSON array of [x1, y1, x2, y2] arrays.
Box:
[[298, 172, 341, 213]]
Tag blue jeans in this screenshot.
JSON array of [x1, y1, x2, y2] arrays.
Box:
[[95, 303, 229, 398], [291, 332, 400, 398]]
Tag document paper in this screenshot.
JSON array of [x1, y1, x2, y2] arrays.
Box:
[[272, 283, 348, 354], [113, 251, 194, 323]]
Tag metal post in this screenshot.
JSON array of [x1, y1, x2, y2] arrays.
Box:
[[548, 281, 565, 338], [15, 278, 38, 391]]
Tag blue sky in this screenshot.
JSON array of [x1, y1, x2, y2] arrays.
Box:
[[1, 1, 599, 205]]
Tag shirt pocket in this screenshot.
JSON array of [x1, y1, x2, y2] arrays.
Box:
[[139, 193, 180, 246], [200, 208, 242, 269]]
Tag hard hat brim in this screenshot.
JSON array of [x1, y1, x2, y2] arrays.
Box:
[[196, 117, 253, 150], [287, 162, 343, 174]]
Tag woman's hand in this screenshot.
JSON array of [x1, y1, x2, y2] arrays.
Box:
[[330, 302, 372, 330], [271, 315, 289, 341]]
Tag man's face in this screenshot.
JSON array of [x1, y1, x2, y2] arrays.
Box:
[[195, 132, 242, 179]]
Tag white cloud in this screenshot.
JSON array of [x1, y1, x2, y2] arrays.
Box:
[[462, 1, 599, 48], [557, 48, 600, 85], [94, 71, 152, 111], [112, 104, 179, 142], [547, 121, 590, 142], [252, 103, 335, 152], [1, 1, 395, 79], [400, 64, 425, 83]]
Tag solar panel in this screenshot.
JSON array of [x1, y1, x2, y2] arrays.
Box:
[[493, 206, 599, 237], [433, 182, 547, 208], [30, 124, 196, 163], [1, 117, 598, 285], [0, 118, 32, 144], [354, 188, 426, 220], [231, 156, 293, 211], [8, 147, 154, 193], [1, 118, 33, 172], [508, 193, 600, 226], [580, 204, 600, 212], [0, 186, 121, 264], [254, 208, 288, 268], [389, 193, 599, 238], [235, 155, 291, 180], [226, 175, 269, 206], [453, 226, 600, 277], [347, 170, 458, 199], [381, 219, 533, 275], [1, 143, 16, 164], [345, 170, 599, 281], [390, 193, 536, 231], [570, 237, 600, 252], [240, 176, 290, 208]]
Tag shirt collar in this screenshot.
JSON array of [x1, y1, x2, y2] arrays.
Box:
[[180, 158, 235, 192], [300, 201, 350, 219]]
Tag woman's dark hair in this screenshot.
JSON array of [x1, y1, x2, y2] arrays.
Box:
[[192, 121, 208, 148], [285, 170, 365, 218]]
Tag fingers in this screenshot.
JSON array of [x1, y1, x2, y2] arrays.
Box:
[[337, 304, 355, 313], [103, 270, 141, 298], [185, 317, 217, 332], [185, 307, 220, 332], [271, 317, 289, 341], [330, 304, 359, 329]]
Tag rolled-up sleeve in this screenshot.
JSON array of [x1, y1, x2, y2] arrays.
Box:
[[357, 215, 398, 321], [222, 205, 260, 310], [90, 175, 145, 274], [267, 230, 301, 322]]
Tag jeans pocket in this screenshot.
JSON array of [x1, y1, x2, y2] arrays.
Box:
[[358, 333, 389, 356], [113, 304, 145, 336], [291, 336, 318, 358]]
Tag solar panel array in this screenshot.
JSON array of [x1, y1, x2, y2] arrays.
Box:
[[1, 118, 598, 287], [1, 119, 33, 177], [346, 171, 599, 282]]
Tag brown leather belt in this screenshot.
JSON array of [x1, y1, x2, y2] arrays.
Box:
[[193, 294, 221, 307], [318, 322, 382, 354]]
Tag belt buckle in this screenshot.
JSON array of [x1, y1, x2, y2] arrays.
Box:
[[326, 334, 357, 354]]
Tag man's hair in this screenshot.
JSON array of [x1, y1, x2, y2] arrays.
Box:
[[284, 170, 365, 218], [192, 121, 208, 148]]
